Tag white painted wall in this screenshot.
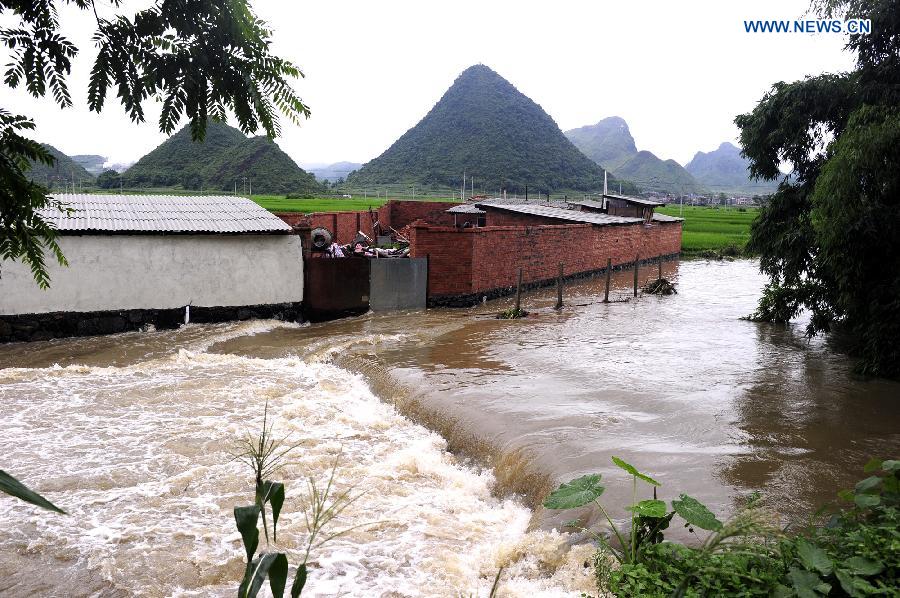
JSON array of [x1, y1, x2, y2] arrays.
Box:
[[0, 235, 304, 315]]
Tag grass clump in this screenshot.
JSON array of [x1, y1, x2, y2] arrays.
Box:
[[545, 457, 899, 597], [497, 307, 528, 319]]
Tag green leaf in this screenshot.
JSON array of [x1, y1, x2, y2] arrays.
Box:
[[863, 458, 883, 473], [844, 557, 883, 576], [543, 474, 605, 510], [671, 494, 722, 531], [788, 567, 830, 598], [291, 563, 307, 598], [0, 470, 65, 514], [235, 505, 261, 562], [835, 569, 877, 598], [796, 539, 833, 576], [881, 459, 900, 473], [268, 553, 289, 598], [854, 494, 880, 508], [239, 553, 282, 598], [626, 499, 667, 518], [612, 456, 660, 486], [854, 476, 882, 494], [268, 482, 285, 543]]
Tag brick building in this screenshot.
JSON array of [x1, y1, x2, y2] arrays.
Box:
[[277, 199, 682, 307]]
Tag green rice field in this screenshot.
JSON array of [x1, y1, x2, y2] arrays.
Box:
[[657, 205, 759, 253]]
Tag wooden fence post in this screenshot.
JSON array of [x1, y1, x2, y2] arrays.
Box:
[[658, 261, 663, 280], [556, 263, 563, 309], [604, 258, 612, 303], [633, 254, 639, 297], [515, 268, 523, 313]]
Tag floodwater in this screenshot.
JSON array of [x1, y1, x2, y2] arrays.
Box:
[[1, 259, 898, 596]]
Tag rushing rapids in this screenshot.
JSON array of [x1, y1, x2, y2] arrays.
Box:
[[0, 322, 594, 596]]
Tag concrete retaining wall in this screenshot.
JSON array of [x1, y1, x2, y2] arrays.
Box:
[[369, 258, 427, 311]]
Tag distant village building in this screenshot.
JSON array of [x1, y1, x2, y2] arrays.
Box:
[[0, 195, 304, 342]]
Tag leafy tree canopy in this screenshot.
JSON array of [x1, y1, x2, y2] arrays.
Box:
[[0, 0, 310, 287], [736, 0, 900, 376]]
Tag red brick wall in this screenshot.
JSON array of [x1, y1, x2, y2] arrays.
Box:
[[378, 201, 461, 230], [410, 220, 682, 299], [408, 222, 475, 296], [275, 211, 372, 244]]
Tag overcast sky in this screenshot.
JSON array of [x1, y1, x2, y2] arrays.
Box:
[[2, 0, 856, 170]]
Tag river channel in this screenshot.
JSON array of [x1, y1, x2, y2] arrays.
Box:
[[1, 259, 897, 596]]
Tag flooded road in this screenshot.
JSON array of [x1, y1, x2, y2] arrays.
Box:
[[1, 259, 898, 595]]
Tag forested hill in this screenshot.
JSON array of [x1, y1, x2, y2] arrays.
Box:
[[685, 142, 778, 195], [121, 122, 322, 195], [348, 64, 635, 194], [27, 144, 95, 188], [565, 117, 704, 194]]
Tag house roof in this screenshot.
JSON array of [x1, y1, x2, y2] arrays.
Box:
[[603, 193, 664, 207], [476, 203, 643, 226], [566, 199, 606, 211], [39, 194, 292, 234], [446, 204, 486, 214], [652, 212, 684, 223]]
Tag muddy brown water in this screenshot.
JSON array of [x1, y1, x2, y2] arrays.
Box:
[[1, 259, 898, 596]]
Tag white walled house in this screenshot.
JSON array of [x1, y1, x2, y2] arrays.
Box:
[[0, 195, 304, 342]]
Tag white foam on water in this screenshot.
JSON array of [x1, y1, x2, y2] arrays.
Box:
[[0, 339, 592, 597]]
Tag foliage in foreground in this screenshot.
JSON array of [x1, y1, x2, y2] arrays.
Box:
[[0, 469, 65, 513], [545, 458, 899, 597], [736, 0, 900, 377], [232, 406, 363, 597]]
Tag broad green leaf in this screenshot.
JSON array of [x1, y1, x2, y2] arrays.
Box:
[[863, 458, 883, 473], [543, 474, 605, 510], [611, 456, 660, 486], [239, 552, 282, 598], [796, 539, 833, 576], [291, 563, 307, 598], [881, 459, 900, 473], [854, 476, 882, 494], [788, 567, 830, 598], [268, 482, 285, 543], [671, 494, 722, 531], [0, 470, 65, 514], [268, 553, 289, 598], [835, 569, 877, 598], [844, 557, 883, 576], [235, 505, 261, 562], [626, 499, 667, 518], [854, 494, 880, 508]]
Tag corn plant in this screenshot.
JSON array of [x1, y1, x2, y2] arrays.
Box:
[[0, 469, 65, 513], [232, 405, 365, 598]]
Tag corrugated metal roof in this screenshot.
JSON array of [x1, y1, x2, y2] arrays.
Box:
[[566, 199, 606, 211], [40, 194, 292, 234], [603, 193, 664, 207], [652, 212, 684, 223], [446, 204, 486, 214], [477, 203, 643, 226]]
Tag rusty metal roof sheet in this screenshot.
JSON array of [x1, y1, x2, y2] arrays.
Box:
[[477, 203, 643, 226], [39, 194, 292, 234]]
